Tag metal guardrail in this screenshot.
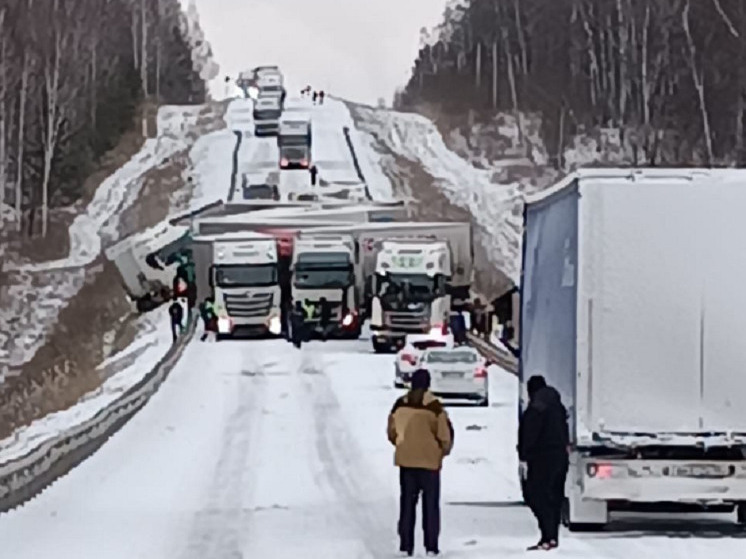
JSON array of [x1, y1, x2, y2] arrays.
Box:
[[0, 319, 197, 512], [467, 332, 518, 375], [341, 126, 372, 201], [227, 131, 243, 201]]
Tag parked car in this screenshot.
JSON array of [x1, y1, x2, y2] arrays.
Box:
[[421, 346, 489, 406], [243, 182, 279, 201], [394, 333, 454, 388]]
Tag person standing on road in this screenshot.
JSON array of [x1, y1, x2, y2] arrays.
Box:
[[168, 296, 184, 343], [387, 369, 454, 557], [309, 164, 318, 186], [319, 90, 325, 104], [312, 91, 318, 104], [289, 300, 306, 348], [518, 375, 570, 551], [318, 296, 332, 341], [199, 297, 217, 342]]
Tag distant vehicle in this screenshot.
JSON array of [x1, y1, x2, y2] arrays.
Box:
[[242, 181, 279, 201], [421, 346, 488, 406], [394, 333, 453, 388], [253, 96, 281, 136], [279, 144, 311, 169]]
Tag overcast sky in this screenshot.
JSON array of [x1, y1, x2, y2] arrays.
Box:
[[185, 0, 447, 105]]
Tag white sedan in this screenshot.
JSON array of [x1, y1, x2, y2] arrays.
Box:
[[394, 333, 454, 389], [420, 346, 489, 407]]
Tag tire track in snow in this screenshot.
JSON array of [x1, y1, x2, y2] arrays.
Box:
[[178, 353, 269, 559], [300, 351, 394, 558]]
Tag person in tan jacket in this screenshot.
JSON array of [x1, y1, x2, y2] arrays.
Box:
[[387, 369, 454, 557]]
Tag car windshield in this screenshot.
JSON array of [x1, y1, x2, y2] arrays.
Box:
[[425, 350, 478, 364], [214, 264, 277, 287]]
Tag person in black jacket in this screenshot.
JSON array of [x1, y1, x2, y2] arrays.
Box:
[[518, 375, 570, 550], [168, 297, 184, 343], [289, 301, 306, 348], [318, 297, 332, 341]]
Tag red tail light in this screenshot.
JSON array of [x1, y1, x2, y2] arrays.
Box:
[[587, 463, 613, 479], [474, 367, 487, 378], [401, 353, 418, 365]]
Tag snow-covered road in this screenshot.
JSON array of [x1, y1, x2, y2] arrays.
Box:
[[0, 336, 742, 557]]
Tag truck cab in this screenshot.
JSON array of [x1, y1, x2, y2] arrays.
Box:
[[210, 237, 282, 337], [291, 235, 361, 338], [253, 96, 282, 137], [369, 240, 451, 352], [256, 73, 285, 108]]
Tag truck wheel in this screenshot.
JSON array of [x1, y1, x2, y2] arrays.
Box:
[[477, 397, 489, 407], [737, 503, 746, 525], [372, 340, 387, 353]]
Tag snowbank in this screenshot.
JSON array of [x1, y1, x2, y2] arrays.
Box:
[[0, 311, 173, 463], [350, 105, 527, 283]]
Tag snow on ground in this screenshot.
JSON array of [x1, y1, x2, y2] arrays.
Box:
[[0, 98, 251, 461], [350, 105, 527, 283], [0, 311, 173, 463], [0, 338, 741, 558], [0, 104, 225, 371]]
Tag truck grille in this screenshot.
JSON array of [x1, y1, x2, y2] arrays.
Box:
[[224, 292, 274, 318], [384, 310, 430, 332]]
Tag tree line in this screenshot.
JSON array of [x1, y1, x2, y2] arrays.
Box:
[[0, 0, 214, 237], [396, 0, 746, 168]]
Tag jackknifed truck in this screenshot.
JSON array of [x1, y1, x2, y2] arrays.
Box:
[[519, 168, 746, 530]]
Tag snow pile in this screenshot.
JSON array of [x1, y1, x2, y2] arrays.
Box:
[[350, 105, 530, 283], [0, 311, 173, 463], [0, 104, 223, 370]]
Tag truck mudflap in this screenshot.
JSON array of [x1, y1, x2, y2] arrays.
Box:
[[576, 457, 746, 502]]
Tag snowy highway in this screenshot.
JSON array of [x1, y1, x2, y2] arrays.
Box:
[[0, 337, 742, 558], [0, 96, 744, 558]]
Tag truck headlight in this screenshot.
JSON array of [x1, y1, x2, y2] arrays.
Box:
[[268, 315, 281, 335], [217, 317, 232, 334], [342, 313, 354, 327]]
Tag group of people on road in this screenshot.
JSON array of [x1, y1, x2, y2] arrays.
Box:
[[387, 367, 569, 555], [300, 85, 325, 104]]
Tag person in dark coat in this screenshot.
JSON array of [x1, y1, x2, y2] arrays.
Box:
[[309, 164, 318, 186], [312, 91, 318, 104], [168, 297, 184, 343], [289, 301, 306, 348], [387, 369, 454, 557], [518, 375, 570, 550], [318, 90, 325, 104], [448, 310, 467, 345], [198, 297, 217, 342], [317, 296, 333, 340]]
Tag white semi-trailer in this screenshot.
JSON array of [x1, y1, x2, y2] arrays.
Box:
[[520, 168, 746, 530]]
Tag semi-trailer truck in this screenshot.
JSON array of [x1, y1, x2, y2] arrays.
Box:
[[520, 168, 746, 530]]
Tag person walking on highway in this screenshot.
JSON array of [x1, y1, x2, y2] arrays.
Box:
[[199, 297, 217, 342], [312, 91, 318, 104], [168, 296, 184, 343], [518, 375, 570, 551], [388, 369, 454, 557], [318, 296, 333, 341], [309, 164, 318, 186], [319, 90, 325, 104], [289, 300, 306, 348]]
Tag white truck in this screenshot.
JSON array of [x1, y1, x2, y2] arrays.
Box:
[[369, 239, 452, 352], [105, 223, 191, 312], [291, 233, 362, 338], [278, 118, 312, 169], [253, 96, 282, 137], [520, 168, 746, 530], [192, 232, 282, 338]]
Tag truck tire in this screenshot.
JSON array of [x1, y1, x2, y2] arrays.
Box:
[[737, 503, 746, 525], [372, 339, 388, 353]]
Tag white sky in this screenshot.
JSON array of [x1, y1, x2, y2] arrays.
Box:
[[184, 0, 447, 105]]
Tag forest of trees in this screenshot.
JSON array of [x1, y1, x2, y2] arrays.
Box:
[[0, 0, 215, 237], [397, 0, 746, 168]]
